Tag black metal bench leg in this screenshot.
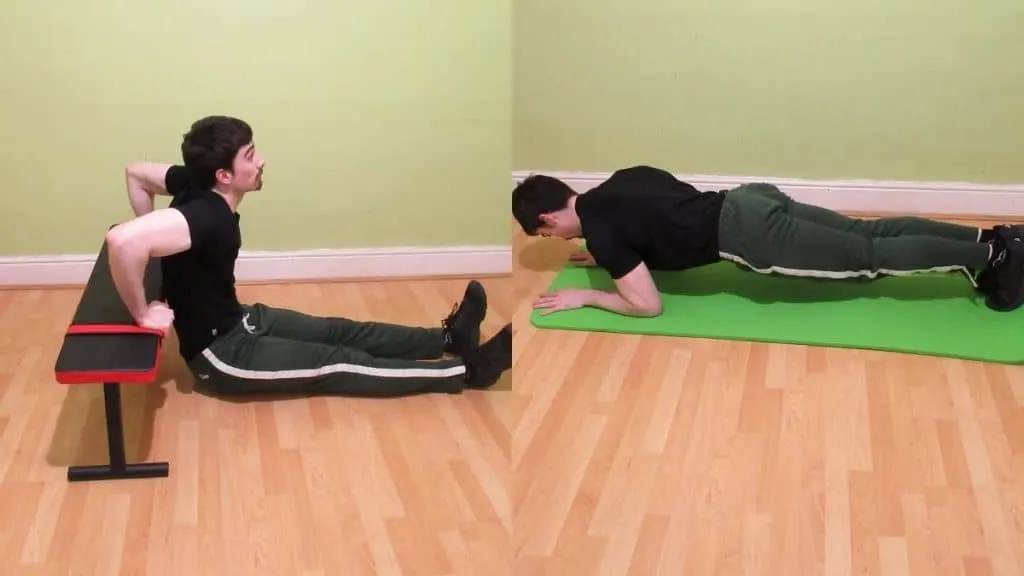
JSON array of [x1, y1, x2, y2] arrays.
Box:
[[67, 382, 170, 482]]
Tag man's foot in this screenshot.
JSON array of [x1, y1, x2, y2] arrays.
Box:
[[977, 223, 1024, 243], [973, 224, 1015, 294], [973, 240, 1004, 296], [464, 324, 512, 389], [982, 225, 1024, 311], [442, 280, 487, 357]]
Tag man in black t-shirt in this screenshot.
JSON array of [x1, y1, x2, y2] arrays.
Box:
[[104, 115, 512, 397], [513, 165, 1024, 315]]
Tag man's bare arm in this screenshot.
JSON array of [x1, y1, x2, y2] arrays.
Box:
[[125, 162, 173, 216], [583, 262, 663, 317], [105, 208, 193, 321]]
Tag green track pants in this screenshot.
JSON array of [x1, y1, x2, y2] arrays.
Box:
[[716, 183, 990, 282], [185, 303, 467, 398]]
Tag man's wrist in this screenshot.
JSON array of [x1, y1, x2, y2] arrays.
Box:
[[582, 288, 659, 317], [123, 291, 150, 324], [582, 289, 618, 309]]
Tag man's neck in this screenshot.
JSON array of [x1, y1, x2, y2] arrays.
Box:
[[211, 187, 243, 212], [566, 195, 582, 237]]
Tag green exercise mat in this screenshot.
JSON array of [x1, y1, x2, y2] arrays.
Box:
[[530, 262, 1024, 364]]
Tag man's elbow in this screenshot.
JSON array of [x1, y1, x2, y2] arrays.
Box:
[[124, 161, 153, 179], [105, 223, 155, 263], [623, 295, 661, 317], [635, 301, 663, 317], [106, 224, 138, 254], [125, 162, 170, 194], [124, 163, 143, 184]]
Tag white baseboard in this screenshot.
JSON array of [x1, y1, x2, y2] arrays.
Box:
[[0, 245, 511, 288], [511, 169, 1024, 217]]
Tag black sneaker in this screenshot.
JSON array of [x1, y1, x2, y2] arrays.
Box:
[[984, 226, 1024, 311], [974, 224, 1012, 295], [464, 324, 512, 389], [442, 280, 487, 356]]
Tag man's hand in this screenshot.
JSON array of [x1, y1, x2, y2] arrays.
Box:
[[533, 289, 591, 315], [533, 287, 662, 317], [137, 301, 175, 334], [568, 249, 596, 267], [533, 259, 664, 318]]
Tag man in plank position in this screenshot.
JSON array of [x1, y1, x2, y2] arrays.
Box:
[[106, 115, 512, 397], [512, 164, 1024, 316]]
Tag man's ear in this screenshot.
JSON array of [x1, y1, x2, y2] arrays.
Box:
[[538, 213, 557, 227], [214, 168, 232, 185]]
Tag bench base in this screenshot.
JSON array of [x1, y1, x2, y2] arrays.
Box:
[[68, 381, 169, 483], [68, 461, 169, 482]]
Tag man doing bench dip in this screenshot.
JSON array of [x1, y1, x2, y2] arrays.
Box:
[[106, 115, 512, 397], [513, 165, 1024, 317]]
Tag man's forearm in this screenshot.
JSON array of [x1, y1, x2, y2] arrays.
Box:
[[125, 162, 171, 217], [582, 289, 660, 317], [126, 175, 155, 216], [106, 235, 151, 321], [128, 190, 155, 216]]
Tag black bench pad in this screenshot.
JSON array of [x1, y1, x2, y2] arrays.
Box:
[[54, 237, 164, 384]]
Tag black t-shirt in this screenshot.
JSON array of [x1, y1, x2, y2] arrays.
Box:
[[575, 165, 726, 280], [161, 165, 244, 360]]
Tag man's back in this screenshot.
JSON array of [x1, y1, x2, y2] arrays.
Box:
[[161, 166, 244, 360], [575, 165, 727, 279]]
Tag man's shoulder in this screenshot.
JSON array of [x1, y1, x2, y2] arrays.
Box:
[[168, 189, 239, 247], [578, 198, 620, 240], [578, 173, 638, 215], [580, 177, 624, 203], [576, 187, 616, 223], [588, 165, 673, 195], [169, 189, 218, 208], [168, 187, 231, 215], [579, 184, 635, 241], [610, 164, 673, 179]]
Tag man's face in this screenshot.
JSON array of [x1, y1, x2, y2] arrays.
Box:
[[219, 142, 265, 193]]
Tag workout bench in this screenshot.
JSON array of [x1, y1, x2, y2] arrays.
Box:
[[53, 235, 170, 482]]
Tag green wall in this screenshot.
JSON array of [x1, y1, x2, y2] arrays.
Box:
[[515, 0, 1024, 184], [0, 0, 510, 256], [6, 1, 1021, 256]]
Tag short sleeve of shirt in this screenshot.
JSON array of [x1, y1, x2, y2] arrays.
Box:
[[164, 165, 199, 197], [173, 196, 223, 252], [585, 223, 643, 280]]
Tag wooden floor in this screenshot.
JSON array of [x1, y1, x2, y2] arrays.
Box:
[[512, 221, 1024, 576], [2, 218, 1024, 575], [0, 277, 513, 575]]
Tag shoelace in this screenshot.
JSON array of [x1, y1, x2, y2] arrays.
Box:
[[993, 248, 1008, 268], [441, 302, 460, 345]]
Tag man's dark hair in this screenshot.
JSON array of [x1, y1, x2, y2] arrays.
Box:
[[511, 174, 578, 235], [180, 115, 253, 188]]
